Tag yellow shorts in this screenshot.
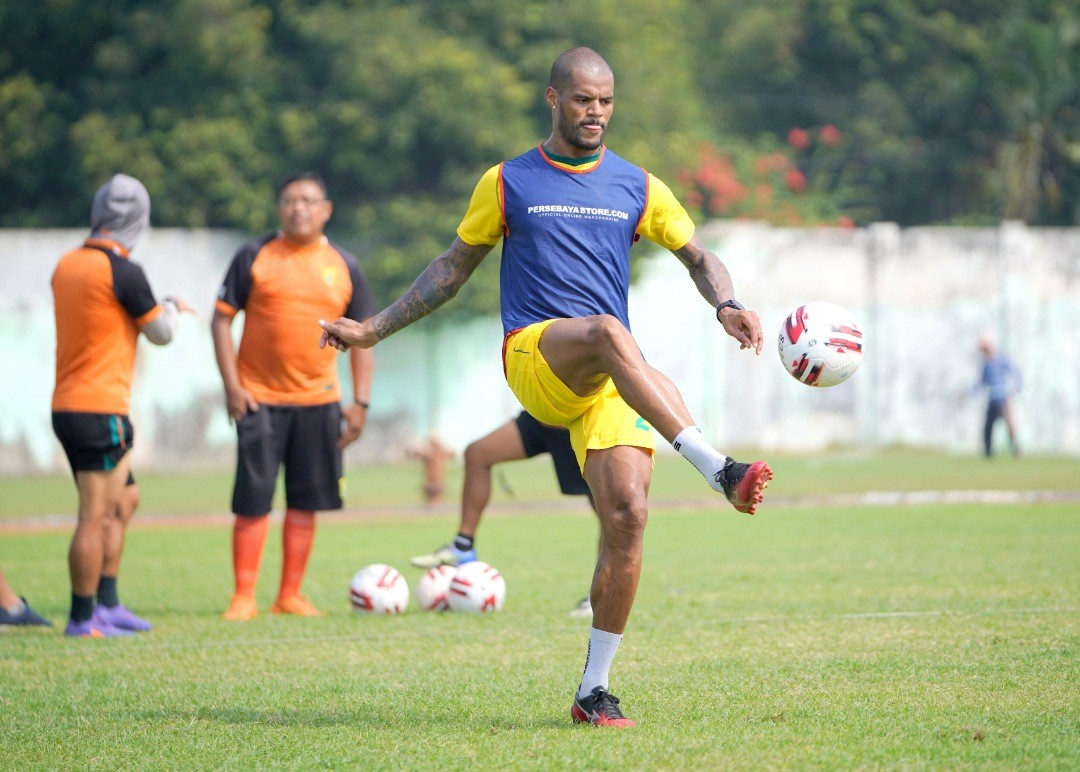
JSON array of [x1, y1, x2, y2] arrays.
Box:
[[503, 319, 655, 472]]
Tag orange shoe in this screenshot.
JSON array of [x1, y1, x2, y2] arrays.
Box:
[[271, 594, 323, 617], [222, 594, 258, 621]]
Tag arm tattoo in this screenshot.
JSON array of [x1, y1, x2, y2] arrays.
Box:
[[372, 239, 492, 340], [673, 236, 735, 307]]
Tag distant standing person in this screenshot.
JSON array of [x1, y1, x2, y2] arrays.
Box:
[[212, 172, 377, 621], [410, 410, 597, 618], [973, 335, 1022, 457], [51, 173, 191, 638], [320, 48, 772, 727], [0, 566, 52, 627]]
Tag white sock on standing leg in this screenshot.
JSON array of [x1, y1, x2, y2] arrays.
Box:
[[578, 627, 623, 699]]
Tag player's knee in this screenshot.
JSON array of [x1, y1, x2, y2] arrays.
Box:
[[77, 500, 112, 526], [602, 498, 648, 545], [586, 314, 631, 351], [463, 440, 482, 465], [463, 441, 494, 471], [120, 487, 140, 518]]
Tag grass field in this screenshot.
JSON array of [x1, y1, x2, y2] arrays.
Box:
[[0, 450, 1077, 768], [3, 446, 1078, 519]]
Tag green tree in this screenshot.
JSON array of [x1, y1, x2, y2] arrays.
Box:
[[2, 0, 1075, 314], [986, 7, 1080, 223]]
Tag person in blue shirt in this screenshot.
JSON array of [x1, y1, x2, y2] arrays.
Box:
[[974, 335, 1022, 457]]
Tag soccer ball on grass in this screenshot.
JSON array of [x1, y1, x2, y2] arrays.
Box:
[[447, 561, 506, 613], [415, 565, 455, 611], [348, 563, 409, 614]]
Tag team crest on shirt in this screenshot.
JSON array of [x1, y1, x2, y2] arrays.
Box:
[[321, 266, 338, 286]]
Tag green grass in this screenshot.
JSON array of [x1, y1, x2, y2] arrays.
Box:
[[0, 451, 1077, 767], [2, 447, 1078, 519]]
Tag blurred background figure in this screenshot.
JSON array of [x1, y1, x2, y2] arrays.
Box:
[[407, 434, 454, 505], [52, 173, 191, 638], [410, 411, 596, 618], [972, 334, 1022, 457], [212, 172, 376, 621], [0, 567, 52, 627]]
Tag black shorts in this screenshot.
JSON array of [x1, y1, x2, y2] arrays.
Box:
[[52, 411, 136, 484], [515, 411, 591, 496], [232, 403, 344, 516]]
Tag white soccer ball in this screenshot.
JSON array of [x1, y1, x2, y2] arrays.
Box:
[[348, 563, 409, 614], [447, 561, 506, 613], [415, 565, 455, 611], [777, 301, 864, 387]]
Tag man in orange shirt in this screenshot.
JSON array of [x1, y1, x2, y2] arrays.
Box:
[[52, 173, 192, 638], [212, 172, 376, 620]]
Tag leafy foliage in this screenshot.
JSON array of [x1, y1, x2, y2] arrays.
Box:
[[1, 0, 1077, 313]]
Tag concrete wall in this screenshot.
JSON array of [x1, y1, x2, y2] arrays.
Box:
[[1, 221, 1077, 475]]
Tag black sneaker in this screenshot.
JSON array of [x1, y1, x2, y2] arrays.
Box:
[[571, 686, 636, 727], [714, 459, 772, 515], [0, 598, 53, 628]]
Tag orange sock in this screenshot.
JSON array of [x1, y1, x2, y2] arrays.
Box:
[[232, 515, 269, 598], [279, 508, 316, 599]]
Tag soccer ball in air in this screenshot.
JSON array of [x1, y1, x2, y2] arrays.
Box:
[[447, 561, 506, 613], [348, 564, 410, 614], [415, 565, 455, 611], [777, 301, 864, 387]]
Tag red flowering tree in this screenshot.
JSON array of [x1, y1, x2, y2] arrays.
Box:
[[678, 129, 858, 226]]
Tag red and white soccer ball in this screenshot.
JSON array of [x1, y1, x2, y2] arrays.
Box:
[[415, 565, 455, 611], [348, 563, 410, 614], [447, 561, 506, 613], [778, 301, 864, 387]]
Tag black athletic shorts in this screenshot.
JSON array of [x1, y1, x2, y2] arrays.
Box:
[[232, 403, 344, 516], [515, 411, 591, 496], [52, 411, 136, 484]]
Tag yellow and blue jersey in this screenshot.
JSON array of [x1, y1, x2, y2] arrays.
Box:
[[457, 145, 696, 335]]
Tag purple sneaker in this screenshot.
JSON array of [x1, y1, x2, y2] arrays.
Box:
[[64, 612, 134, 638], [94, 603, 153, 632]]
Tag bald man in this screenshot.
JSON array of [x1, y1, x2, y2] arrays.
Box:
[[320, 47, 772, 727]]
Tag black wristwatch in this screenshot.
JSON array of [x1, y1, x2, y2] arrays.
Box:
[[715, 299, 745, 320]]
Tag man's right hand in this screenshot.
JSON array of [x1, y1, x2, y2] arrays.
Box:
[[319, 318, 376, 352], [225, 385, 259, 423]]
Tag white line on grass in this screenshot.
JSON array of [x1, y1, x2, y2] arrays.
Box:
[[28, 606, 1077, 661], [4, 489, 1078, 532]]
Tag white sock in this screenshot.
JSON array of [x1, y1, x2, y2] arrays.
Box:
[[3, 599, 24, 615], [672, 426, 730, 491], [578, 627, 623, 699]]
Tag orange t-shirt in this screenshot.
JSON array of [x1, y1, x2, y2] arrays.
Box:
[[214, 234, 376, 406], [52, 238, 164, 414]]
